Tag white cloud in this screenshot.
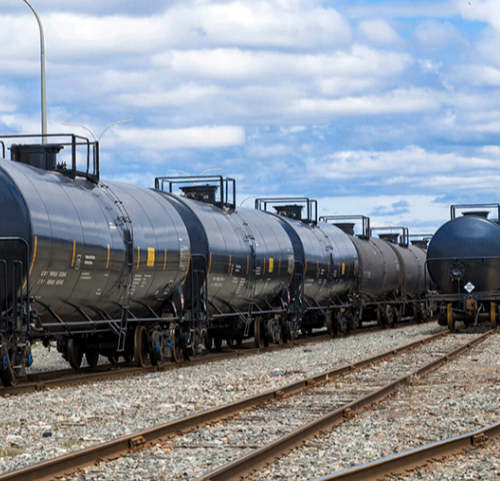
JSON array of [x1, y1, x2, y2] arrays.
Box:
[[457, 0, 500, 33], [161, 45, 411, 82], [415, 20, 461, 47], [114, 126, 246, 150], [117, 84, 221, 108], [309, 146, 500, 180], [289, 88, 438, 117], [358, 19, 400, 44], [247, 143, 293, 158]]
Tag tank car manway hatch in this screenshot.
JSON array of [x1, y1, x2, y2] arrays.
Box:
[[426, 203, 500, 330]]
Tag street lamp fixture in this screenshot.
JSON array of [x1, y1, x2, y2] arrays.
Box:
[[22, 0, 47, 144]]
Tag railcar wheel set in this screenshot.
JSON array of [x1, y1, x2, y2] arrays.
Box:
[[0, 134, 432, 386]]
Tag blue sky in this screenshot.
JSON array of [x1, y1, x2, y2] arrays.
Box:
[[2, 0, 500, 234]]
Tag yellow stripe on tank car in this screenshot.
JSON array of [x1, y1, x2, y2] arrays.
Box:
[[163, 249, 167, 271], [327, 261, 331, 277], [208, 252, 213, 276], [316, 261, 319, 277], [342, 263, 345, 275], [268, 258, 274, 274], [228, 254, 232, 274], [137, 247, 141, 271], [71, 240, 76, 268], [263, 258, 266, 276], [246, 256, 249, 276], [23, 236, 38, 289], [29, 236, 38, 275], [278, 258, 281, 275], [106, 244, 110, 269], [305, 260, 308, 275]]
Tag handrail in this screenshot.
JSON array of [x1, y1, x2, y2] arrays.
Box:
[[320, 215, 370, 239], [0, 133, 99, 181], [255, 197, 317, 225], [155, 175, 236, 209], [451, 203, 500, 220]]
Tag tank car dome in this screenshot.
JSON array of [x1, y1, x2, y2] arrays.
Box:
[[427, 215, 500, 294]]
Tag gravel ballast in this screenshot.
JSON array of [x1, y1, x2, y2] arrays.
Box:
[[0, 323, 444, 475]]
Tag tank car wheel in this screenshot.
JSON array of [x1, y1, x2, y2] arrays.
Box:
[[182, 331, 196, 360], [384, 306, 394, 328], [335, 311, 351, 335], [170, 329, 183, 363], [85, 350, 100, 368], [393, 307, 402, 326], [66, 338, 83, 370], [205, 331, 214, 351], [254, 316, 266, 348], [412, 305, 421, 324], [133, 325, 149, 368], [234, 336, 243, 347], [327, 311, 337, 337], [376, 306, 384, 328], [213, 334, 223, 352], [491, 302, 497, 329], [446, 304, 455, 331]]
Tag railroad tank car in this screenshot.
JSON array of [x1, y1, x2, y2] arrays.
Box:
[[321, 217, 430, 328], [0, 134, 430, 386], [254, 200, 359, 335], [426, 204, 500, 330]]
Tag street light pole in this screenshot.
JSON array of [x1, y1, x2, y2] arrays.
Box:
[[22, 0, 47, 144]]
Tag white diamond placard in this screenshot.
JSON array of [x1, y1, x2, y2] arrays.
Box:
[[464, 282, 475, 293]]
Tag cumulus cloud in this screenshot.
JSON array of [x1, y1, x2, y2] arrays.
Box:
[[358, 19, 400, 44], [415, 20, 461, 47], [308, 146, 500, 181], [114, 126, 246, 150], [117, 84, 221, 108], [289, 88, 438, 117]]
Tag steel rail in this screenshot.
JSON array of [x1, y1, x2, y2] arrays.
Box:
[[312, 421, 500, 481], [0, 319, 429, 398], [0, 333, 332, 397], [0, 329, 449, 481], [192, 328, 494, 481]]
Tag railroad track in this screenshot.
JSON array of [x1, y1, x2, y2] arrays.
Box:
[[310, 421, 500, 481], [0, 326, 478, 481], [0, 319, 426, 398]]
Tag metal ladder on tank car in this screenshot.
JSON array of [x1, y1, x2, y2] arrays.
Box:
[[99, 184, 134, 353]]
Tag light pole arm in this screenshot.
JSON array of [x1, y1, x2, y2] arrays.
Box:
[[22, 0, 47, 144]]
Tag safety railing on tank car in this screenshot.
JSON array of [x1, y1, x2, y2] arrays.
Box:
[[155, 175, 236, 210], [0, 237, 31, 337], [320, 215, 371, 239], [371, 226, 409, 247], [451, 204, 500, 220], [0, 133, 99, 182], [255, 198, 318, 225]]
